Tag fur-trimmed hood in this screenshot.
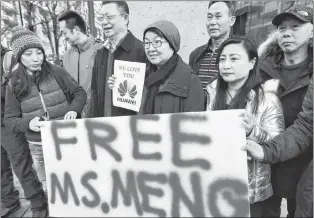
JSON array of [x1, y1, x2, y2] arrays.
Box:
[[261, 78, 280, 95], [258, 31, 313, 66]]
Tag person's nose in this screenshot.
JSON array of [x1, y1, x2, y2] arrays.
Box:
[[208, 17, 218, 26], [147, 43, 156, 52], [102, 18, 109, 26], [31, 53, 40, 62], [222, 59, 231, 69], [282, 28, 293, 38]]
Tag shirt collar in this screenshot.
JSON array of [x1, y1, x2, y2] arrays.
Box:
[[103, 31, 129, 53]]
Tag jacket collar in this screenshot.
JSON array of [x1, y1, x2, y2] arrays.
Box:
[[196, 33, 234, 60], [117, 30, 135, 52], [261, 56, 312, 96], [158, 56, 192, 97]]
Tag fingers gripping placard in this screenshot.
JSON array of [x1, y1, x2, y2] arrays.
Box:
[[41, 110, 249, 217]]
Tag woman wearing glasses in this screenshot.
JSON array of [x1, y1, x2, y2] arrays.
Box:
[[4, 27, 87, 197], [108, 20, 204, 114], [205, 35, 285, 217]]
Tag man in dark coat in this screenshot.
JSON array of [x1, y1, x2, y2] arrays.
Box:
[[245, 78, 313, 217], [90, 1, 147, 118]]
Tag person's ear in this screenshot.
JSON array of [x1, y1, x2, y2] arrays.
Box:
[[73, 26, 80, 35], [230, 16, 236, 27], [250, 57, 257, 70]]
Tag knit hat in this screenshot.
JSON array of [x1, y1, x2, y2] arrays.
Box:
[[10, 26, 45, 61], [272, 5, 313, 26], [143, 20, 181, 52]]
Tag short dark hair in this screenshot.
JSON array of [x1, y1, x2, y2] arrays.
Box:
[[57, 10, 87, 34], [102, 1, 129, 15], [208, 1, 236, 16]]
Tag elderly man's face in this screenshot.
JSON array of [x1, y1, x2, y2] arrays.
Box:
[[206, 2, 235, 39], [277, 16, 313, 54]]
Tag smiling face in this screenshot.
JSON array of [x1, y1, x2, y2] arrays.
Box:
[[99, 3, 128, 39], [277, 16, 313, 54], [218, 43, 256, 85], [20, 48, 44, 72], [206, 2, 235, 39], [59, 20, 80, 45], [144, 31, 174, 68]]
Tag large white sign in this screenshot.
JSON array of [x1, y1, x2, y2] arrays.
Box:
[[41, 110, 250, 217], [112, 60, 146, 112]]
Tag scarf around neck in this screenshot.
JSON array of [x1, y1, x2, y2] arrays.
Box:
[[143, 53, 179, 114]]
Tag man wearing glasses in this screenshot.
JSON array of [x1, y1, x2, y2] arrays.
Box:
[[58, 10, 103, 118], [90, 1, 147, 118]]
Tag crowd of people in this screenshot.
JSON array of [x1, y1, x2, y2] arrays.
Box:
[[1, 1, 312, 217]]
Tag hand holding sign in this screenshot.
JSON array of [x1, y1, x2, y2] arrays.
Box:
[[112, 60, 146, 112], [107, 75, 117, 90]]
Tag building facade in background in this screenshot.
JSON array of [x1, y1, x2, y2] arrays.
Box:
[[234, 0, 313, 45]]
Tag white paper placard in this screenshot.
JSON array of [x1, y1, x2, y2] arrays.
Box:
[[41, 110, 249, 217], [112, 60, 146, 112]]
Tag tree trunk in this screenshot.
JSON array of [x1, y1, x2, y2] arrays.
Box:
[[26, 2, 34, 31], [52, 15, 60, 65], [43, 20, 55, 58]]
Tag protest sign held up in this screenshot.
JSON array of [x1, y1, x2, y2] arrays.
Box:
[[112, 60, 146, 112], [41, 110, 250, 217]]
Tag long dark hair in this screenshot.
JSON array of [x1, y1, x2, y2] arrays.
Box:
[[213, 36, 263, 115], [9, 59, 53, 99]]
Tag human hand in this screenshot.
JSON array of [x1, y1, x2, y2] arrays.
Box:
[[107, 75, 117, 89], [29, 117, 45, 132], [242, 139, 265, 161], [239, 111, 254, 136], [64, 111, 77, 120]]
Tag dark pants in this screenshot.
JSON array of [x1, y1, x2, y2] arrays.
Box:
[[262, 195, 296, 217], [1, 126, 47, 211], [1, 146, 19, 207], [250, 200, 275, 217]]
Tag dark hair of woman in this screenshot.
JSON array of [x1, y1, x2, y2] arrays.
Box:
[[9, 58, 53, 99], [213, 35, 264, 115]]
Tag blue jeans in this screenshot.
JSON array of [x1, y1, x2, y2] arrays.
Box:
[[29, 143, 47, 195]]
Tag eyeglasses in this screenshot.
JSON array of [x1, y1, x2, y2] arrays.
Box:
[[143, 40, 167, 49], [97, 14, 125, 22]]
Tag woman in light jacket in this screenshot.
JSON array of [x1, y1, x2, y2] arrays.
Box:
[[206, 35, 285, 217], [4, 26, 87, 200]]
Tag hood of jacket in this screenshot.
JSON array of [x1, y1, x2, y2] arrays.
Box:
[[259, 34, 313, 68]]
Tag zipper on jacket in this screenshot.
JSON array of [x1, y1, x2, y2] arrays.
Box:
[[36, 81, 50, 121], [76, 46, 80, 85]]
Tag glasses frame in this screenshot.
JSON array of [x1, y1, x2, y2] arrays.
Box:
[[143, 40, 167, 49], [97, 13, 126, 22]]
